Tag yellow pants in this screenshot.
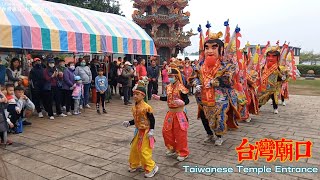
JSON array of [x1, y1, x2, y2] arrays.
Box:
[[129, 129, 155, 173]]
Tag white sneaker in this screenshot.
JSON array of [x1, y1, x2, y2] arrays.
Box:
[[80, 105, 83, 110], [67, 112, 72, 116], [177, 156, 188, 162], [274, 109, 279, 114], [73, 112, 80, 115], [165, 149, 176, 156], [49, 116, 55, 120], [245, 117, 252, 123], [282, 101, 286, 106], [144, 165, 159, 178], [121, 96, 124, 100], [59, 113, 67, 117], [85, 104, 91, 108], [38, 112, 44, 118], [215, 137, 224, 146]]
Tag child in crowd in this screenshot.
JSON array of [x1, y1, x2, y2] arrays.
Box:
[[72, 76, 84, 115], [0, 89, 13, 145], [14, 86, 35, 125], [4, 84, 22, 130], [122, 86, 158, 178], [95, 68, 108, 114]]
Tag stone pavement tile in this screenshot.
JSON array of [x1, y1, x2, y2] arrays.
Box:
[[59, 174, 91, 180], [211, 172, 262, 180], [101, 162, 140, 177], [30, 152, 78, 169], [307, 156, 320, 165], [174, 171, 218, 180], [2, 153, 46, 171], [206, 153, 239, 165], [133, 172, 180, 180], [33, 143, 62, 152], [4, 163, 47, 180], [50, 140, 92, 152], [14, 147, 45, 157], [82, 148, 117, 159], [51, 148, 86, 160], [183, 153, 212, 165], [20, 132, 56, 142], [76, 154, 113, 167], [189, 147, 209, 157], [9, 135, 42, 146], [155, 163, 181, 177], [108, 153, 129, 165], [110, 146, 130, 156], [64, 137, 100, 148], [95, 172, 133, 180], [29, 164, 71, 180], [153, 154, 179, 166], [66, 163, 107, 179]]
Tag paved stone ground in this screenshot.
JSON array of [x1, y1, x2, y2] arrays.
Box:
[[1, 95, 319, 180]]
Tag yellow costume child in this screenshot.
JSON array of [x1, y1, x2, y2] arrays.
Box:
[[122, 86, 158, 178]]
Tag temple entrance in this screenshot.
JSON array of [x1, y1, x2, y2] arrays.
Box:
[[158, 47, 171, 64]]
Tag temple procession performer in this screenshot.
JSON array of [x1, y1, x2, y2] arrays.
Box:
[[192, 23, 240, 146], [152, 62, 190, 161], [258, 45, 285, 114], [240, 43, 259, 123], [122, 86, 159, 178]]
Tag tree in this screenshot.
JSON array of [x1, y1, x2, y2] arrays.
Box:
[[46, 0, 124, 16], [300, 51, 320, 65]]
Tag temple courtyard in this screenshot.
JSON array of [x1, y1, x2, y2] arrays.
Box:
[[1, 95, 319, 180]]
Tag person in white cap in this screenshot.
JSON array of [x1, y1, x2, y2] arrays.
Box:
[[122, 61, 134, 105]]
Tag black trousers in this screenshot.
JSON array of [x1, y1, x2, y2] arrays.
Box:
[[65, 90, 74, 113], [60, 88, 66, 107], [123, 86, 131, 103], [199, 109, 213, 135], [31, 89, 42, 113], [52, 86, 62, 115], [96, 92, 106, 110], [148, 80, 158, 99], [41, 90, 53, 116], [270, 94, 278, 110], [7, 104, 22, 126]]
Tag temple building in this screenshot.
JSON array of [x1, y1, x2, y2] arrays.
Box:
[[132, 0, 195, 63]]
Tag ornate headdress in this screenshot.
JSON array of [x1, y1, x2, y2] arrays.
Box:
[[167, 60, 183, 83]]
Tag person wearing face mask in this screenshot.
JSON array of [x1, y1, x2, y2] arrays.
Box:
[[75, 59, 92, 109], [29, 57, 46, 118], [62, 62, 76, 115], [43, 58, 67, 120], [152, 62, 190, 162]]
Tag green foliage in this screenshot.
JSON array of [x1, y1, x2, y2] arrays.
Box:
[[297, 65, 320, 75], [299, 51, 320, 65], [45, 0, 124, 15]]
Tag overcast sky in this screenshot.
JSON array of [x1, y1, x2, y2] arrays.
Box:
[[119, 0, 320, 53]]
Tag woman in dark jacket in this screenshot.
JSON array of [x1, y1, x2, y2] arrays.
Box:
[[63, 62, 76, 115], [29, 58, 46, 118]]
